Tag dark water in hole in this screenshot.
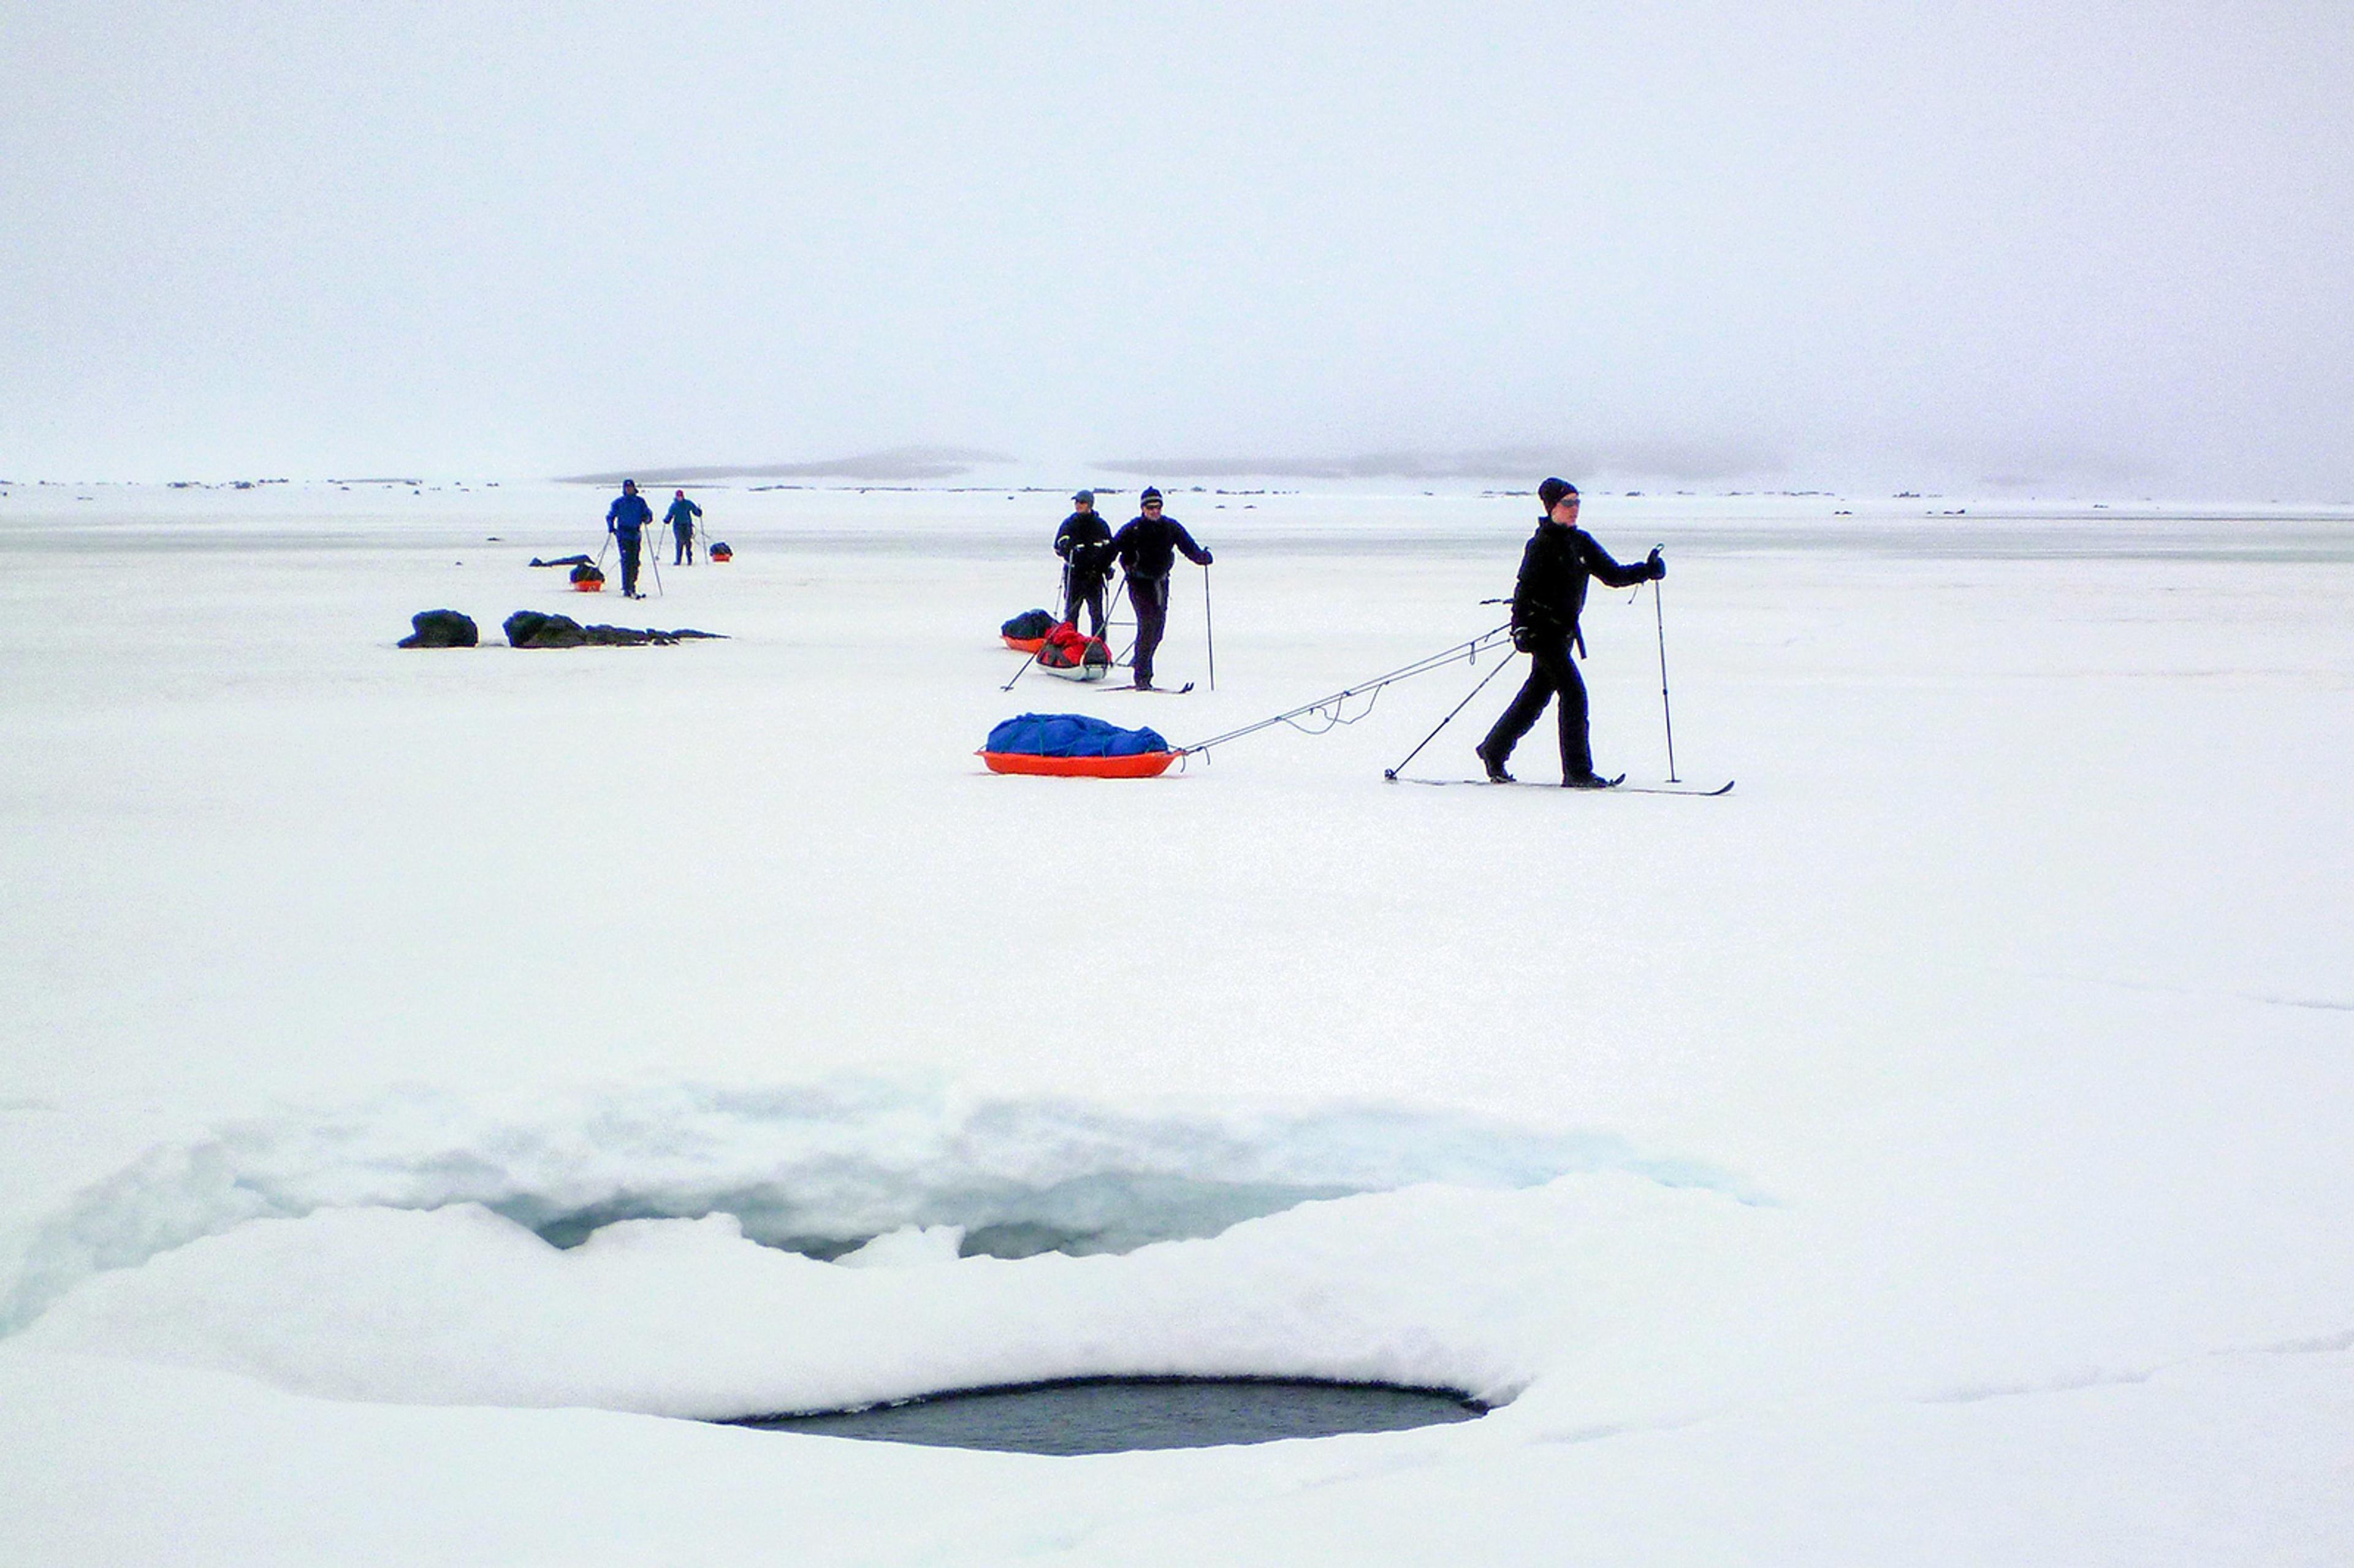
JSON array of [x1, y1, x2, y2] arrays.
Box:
[[734, 1377, 1487, 1455]]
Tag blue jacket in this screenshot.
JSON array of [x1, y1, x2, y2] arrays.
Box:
[[664, 497, 702, 531], [608, 492, 653, 538]]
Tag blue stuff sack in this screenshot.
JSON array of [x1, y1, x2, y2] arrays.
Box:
[[985, 713, 1170, 757]]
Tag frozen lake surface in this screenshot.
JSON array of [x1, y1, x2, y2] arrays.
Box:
[[2, 480, 2349, 1565]]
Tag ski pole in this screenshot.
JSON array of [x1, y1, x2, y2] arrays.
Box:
[[1203, 563, 1216, 691], [646, 531, 665, 598], [1383, 645, 1523, 779], [1652, 557, 1678, 783], [1000, 646, 1037, 693]]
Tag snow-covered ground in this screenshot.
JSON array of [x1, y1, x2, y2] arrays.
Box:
[[2, 480, 2349, 1565]]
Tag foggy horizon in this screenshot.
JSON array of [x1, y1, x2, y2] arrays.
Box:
[[6, 4, 2352, 500]]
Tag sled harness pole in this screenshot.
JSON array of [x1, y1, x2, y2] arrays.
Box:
[[1107, 569, 1135, 667], [1179, 623, 1512, 759], [1103, 566, 1127, 651], [1203, 563, 1216, 691], [1000, 643, 1037, 693], [1383, 644, 1524, 780], [1652, 550, 1677, 783]]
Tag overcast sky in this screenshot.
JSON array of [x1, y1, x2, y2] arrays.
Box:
[[4, 2, 2350, 495]]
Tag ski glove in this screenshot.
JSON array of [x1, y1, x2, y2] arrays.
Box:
[[1647, 549, 1667, 580], [1200, 550, 1215, 566]]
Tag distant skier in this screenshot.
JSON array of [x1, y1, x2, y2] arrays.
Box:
[[1054, 489, 1115, 639], [606, 479, 654, 598], [1476, 479, 1664, 786], [1108, 487, 1212, 690], [665, 490, 703, 565]]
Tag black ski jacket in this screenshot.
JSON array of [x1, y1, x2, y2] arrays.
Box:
[[1054, 511, 1115, 580], [1110, 513, 1213, 581], [1510, 520, 1651, 644]]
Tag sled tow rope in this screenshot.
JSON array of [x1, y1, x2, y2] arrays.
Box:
[[1179, 624, 1513, 759]]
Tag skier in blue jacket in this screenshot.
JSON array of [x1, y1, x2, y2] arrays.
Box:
[[664, 490, 703, 565], [607, 480, 654, 597]]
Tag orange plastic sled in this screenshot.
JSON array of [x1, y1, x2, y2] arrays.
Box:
[[573, 579, 605, 592], [1002, 634, 1046, 653], [980, 750, 1179, 778]]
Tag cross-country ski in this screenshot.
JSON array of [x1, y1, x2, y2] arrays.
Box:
[[1395, 776, 1735, 796]]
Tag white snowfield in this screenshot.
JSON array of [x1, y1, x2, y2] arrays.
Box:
[[1, 480, 2350, 1566]]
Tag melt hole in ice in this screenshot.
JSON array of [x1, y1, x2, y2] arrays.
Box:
[[733, 1377, 1488, 1454]]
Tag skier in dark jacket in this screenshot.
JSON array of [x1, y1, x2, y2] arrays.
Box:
[[1108, 487, 1212, 690], [665, 490, 703, 565], [1054, 490, 1115, 637], [606, 479, 655, 598], [1477, 479, 1664, 786]]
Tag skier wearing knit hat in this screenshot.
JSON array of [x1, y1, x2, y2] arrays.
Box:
[[605, 480, 655, 598], [1107, 487, 1213, 690], [664, 490, 703, 565], [1476, 479, 1664, 786]]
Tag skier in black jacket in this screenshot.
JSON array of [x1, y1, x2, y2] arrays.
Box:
[[1477, 479, 1664, 786], [1053, 489, 1114, 637], [1108, 487, 1212, 690]]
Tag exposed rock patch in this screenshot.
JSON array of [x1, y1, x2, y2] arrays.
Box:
[[397, 610, 479, 648], [502, 611, 723, 648]]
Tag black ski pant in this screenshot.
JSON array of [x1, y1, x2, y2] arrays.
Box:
[[1127, 574, 1170, 685], [1480, 634, 1593, 779], [618, 534, 642, 596], [672, 524, 693, 565], [1064, 574, 1108, 638]]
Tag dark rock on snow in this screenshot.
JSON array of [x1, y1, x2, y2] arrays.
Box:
[[582, 624, 722, 645], [398, 609, 479, 648], [504, 611, 586, 647], [502, 611, 722, 648]]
